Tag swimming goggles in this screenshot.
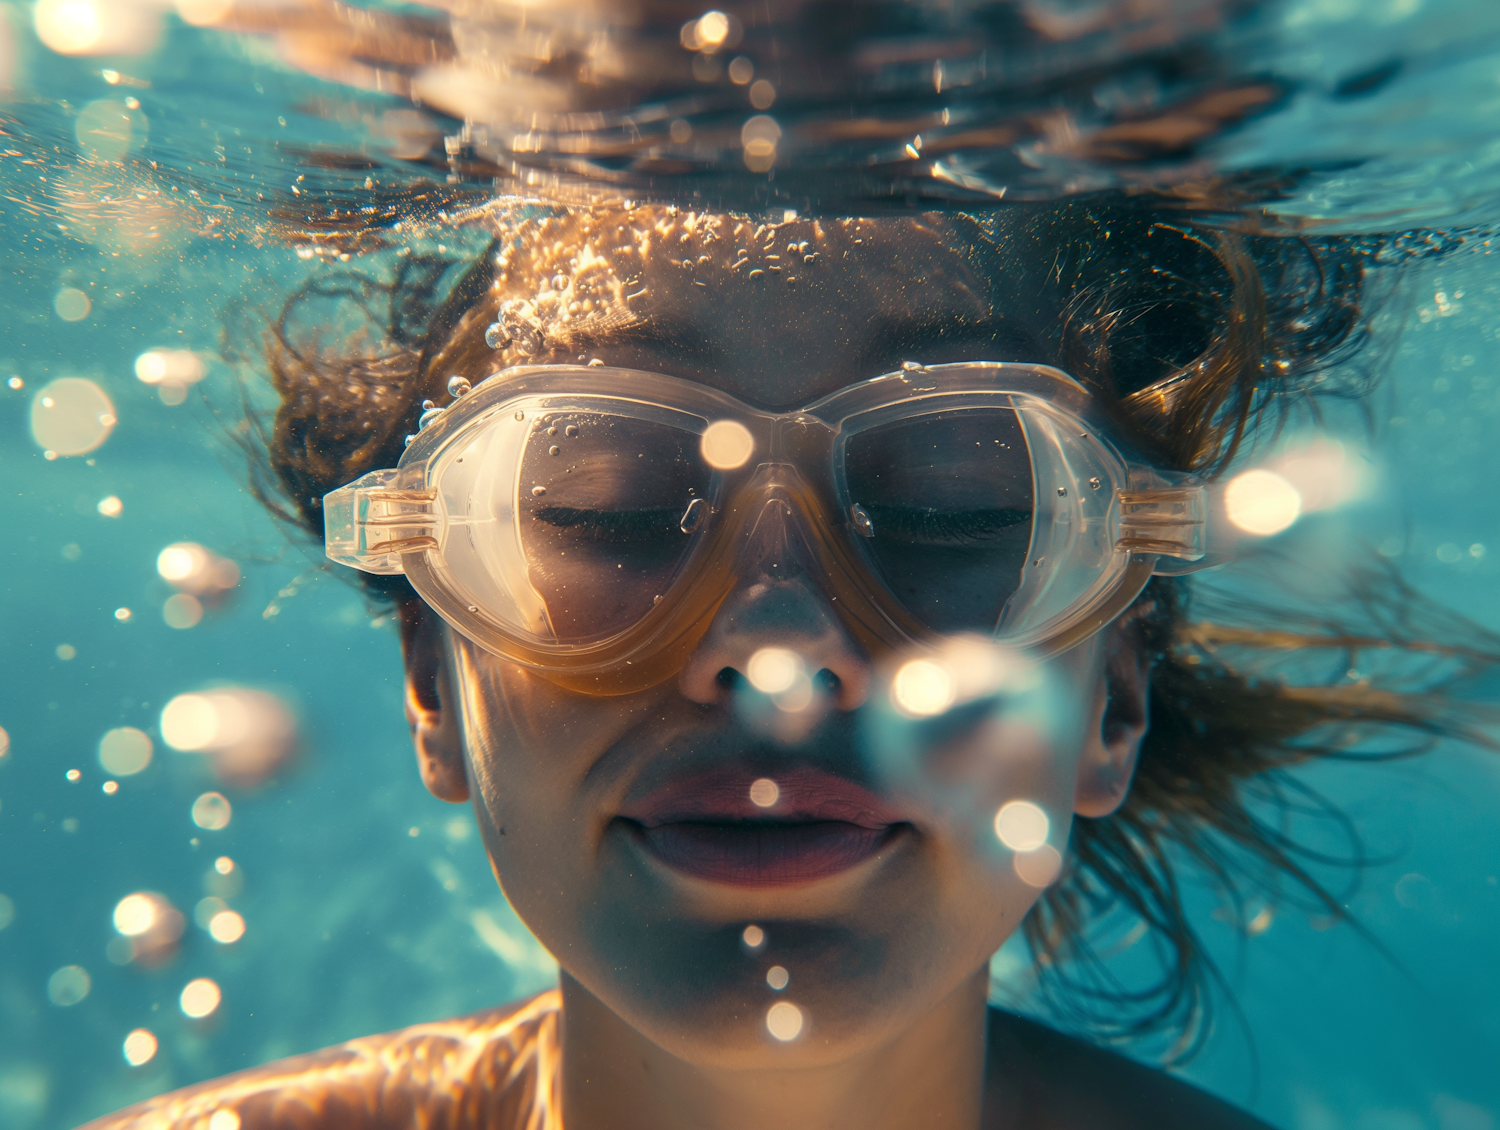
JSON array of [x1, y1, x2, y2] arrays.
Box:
[[325, 362, 1219, 694]]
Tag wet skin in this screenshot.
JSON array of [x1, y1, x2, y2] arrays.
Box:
[[399, 218, 1205, 1130], [80, 216, 1277, 1130]]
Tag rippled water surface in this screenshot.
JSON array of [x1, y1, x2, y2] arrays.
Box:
[[1, 1, 1499, 1127]]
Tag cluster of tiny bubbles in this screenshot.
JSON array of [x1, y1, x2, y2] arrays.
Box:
[[135, 349, 206, 406], [860, 636, 1068, 885], [29, 377, 116, 458], [161, 688, 298, 787], [110, 891, 185, 967], [157, 542, 240, 628]]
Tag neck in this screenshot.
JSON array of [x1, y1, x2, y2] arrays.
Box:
[[557, 968, 989, 1130]]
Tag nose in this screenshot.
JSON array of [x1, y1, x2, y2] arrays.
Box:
[[678, 496, 871, 711]]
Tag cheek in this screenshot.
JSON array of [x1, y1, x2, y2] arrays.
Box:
[[446, 642, 663, 941]]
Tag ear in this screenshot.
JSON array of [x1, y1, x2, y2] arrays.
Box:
[[398, 598, 470, 803], [1073, 611, 1151, 819]]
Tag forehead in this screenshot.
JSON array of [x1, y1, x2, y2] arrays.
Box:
[[488, 208, 1052, 408]]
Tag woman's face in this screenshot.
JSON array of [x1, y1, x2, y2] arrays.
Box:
[[406, 215, 1149, 1067]]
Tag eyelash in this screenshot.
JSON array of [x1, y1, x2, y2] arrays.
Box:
[[533, 506, 683, 544], [862, 504, 1031, 546]]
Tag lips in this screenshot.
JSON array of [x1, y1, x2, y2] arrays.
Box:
[[617, 765, 909, 886]]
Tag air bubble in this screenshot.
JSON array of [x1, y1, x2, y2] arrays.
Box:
[[532, 486, 547, 496], [485, 323, 509, 350], [849, 504, 874, 537], [549, 445, 560, 456], [447, 375, 472, 398], [565, 425, 578, 437]]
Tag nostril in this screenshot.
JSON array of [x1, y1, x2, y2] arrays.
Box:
[[814, 668, 842, 695], [716, 667, 743, 691]]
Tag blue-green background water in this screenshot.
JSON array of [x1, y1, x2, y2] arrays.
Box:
[[1, 1, 1499, 1127]]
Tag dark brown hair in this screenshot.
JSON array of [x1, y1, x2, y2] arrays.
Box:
[[234, 195, 1499, 1058]]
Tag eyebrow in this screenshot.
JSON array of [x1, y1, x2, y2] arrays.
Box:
[[593, 311, 1046, 372]]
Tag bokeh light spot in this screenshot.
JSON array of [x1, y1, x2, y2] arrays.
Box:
[[30, 377, 115, 456], [765, 1000, 803, 1041], [114, 607, 131, 621], [47, 965, 91, 1006], [0, 893, 14, 930], [180, 977, 221, 1019], [742, 924, 764, 949], [214, 856, 235, 875], [98, 727, 152, 776], [122, 1028, 157, 1067], [1013, 843, 1063, 888], [994, 801, 1050, 852], [766, 965, 789, 990], [747, 648, 799, 694], [56, 644, 77, 660], [53, 287, 91, 321], [208, 910, 245, 944], [113, 893, 157, 936], [891, 659, 954, 717], [749, 777, 780, 808], [97, 495, 122, 517], [1225, 469, 1301, 536], [163, 593, 204, 629], [102, 780, 119, 794], [701, 420, 754, 469], [161, 694, 215, 750], [191, 792, 232, 831], [75, 99, 145, 161], [207, 1111, 240, 1130]]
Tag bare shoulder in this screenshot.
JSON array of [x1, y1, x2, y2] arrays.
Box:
[[983, 1009, 1276, 1130], [76, 990, 561, 1130]]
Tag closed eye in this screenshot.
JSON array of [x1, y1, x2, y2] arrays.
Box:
[[863, 504, 1032, 546], [533, 506, 683, 544]]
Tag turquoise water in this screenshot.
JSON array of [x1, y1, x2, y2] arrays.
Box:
[[1, 1, 1500, 1127]]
